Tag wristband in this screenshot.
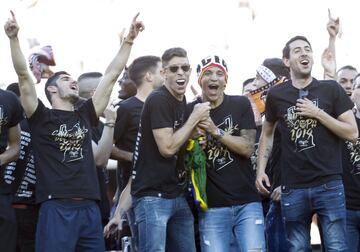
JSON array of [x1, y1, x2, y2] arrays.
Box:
[[124, 39, 134, 45], [214, 128, 225, 139], [104, 122, 115, 128]]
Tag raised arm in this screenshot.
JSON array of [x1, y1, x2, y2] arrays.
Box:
[[92, 13, 144, 117], [153, 102, 210, 158], [4, 11, 38, 117], [92, 102, 117, 167], [0, 124, 21, 166], [322, 9, 339, 80], [255, 120, 276, 195]]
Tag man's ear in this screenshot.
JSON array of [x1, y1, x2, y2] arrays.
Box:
[[47, 85, 57, 94], [144, 72, 152, 82], [283, 58, 290, 68]]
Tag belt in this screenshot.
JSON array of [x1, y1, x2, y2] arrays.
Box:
[[12, 204, 30, 209]]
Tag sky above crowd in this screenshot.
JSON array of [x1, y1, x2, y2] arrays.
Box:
[[1, 0, 359, 102]]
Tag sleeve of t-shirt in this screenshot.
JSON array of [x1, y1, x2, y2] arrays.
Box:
[[265, 89, 277, 123], [148, 95, 174, 129], [332, 82, 354, 118], [8, 93, 24, 127], [27, 99, 46, 127], [78, 99, 98, 127], [114, 103, 129, 142], [238, 96, 256, 130]]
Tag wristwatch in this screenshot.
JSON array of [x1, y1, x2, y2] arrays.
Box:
[[214, 128, 225, 139]]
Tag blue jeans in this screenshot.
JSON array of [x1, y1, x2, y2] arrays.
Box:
[[346, 209, 360, 252], [281, 179, 347, 252], [265, 201, 288, 252], [133, 196, 196, 252], [36, 199, 104, 252], [199, 202, 266, 252]]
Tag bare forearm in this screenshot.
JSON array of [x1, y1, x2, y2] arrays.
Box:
[[92, 42, 132, 116], [93, 126, 115, 167], [316, 110, 358, 141], [218, 132, 255, 158], [114, 179, 132, 218], [158, 117, 198, 158], [111, 146, 133, 162], [0, 146, 20, 166]]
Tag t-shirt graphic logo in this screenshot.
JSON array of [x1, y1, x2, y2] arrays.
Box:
[[52, 122, 88, 162], [285, 99, 318, 152], [207, 115, 236, 171], [346, 138, 360, 175], [0, 105, 8, 134]]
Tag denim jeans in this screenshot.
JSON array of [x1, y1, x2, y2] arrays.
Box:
[[133, 195, 196, 252], [199, 202, 266, 252], [281, 179, 347, 252], [265, 201, 288, 252], [346, 209, 360, 252]]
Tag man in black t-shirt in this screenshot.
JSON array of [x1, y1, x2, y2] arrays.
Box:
[[130, 47, 210, 252], [187, 55, 265, 251], [5, 11, 144, 252], [104, 56, 164, 249], [5, 83, 37, 252], [250, 58, 290, 251], [256, 36, 358, 252], [341, 73, 360, 252], [0, 87, 22, 252]]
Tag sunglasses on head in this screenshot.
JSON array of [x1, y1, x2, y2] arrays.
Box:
[[166, 64, 191, 73], [299, 89, 309, 99]]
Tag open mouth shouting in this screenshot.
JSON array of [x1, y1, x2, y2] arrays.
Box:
[[176, 79, 186, 86]]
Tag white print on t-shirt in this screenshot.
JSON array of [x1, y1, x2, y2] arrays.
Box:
[[0, 105, 8, 134], [52, 122, 88, 162], [207, 115, 236, 171], [285, 99, 318, 152], [346, 138, 360, 175]]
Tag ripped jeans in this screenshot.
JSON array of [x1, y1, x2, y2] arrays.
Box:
[[281, 179, 347, 252], [199, 202, 266, 252]]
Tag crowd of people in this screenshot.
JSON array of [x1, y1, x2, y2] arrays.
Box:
[[0, 8, 359, 252]]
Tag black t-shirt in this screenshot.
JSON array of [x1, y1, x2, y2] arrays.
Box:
[[265, 79, 353, 188], [114, 96, 143, 189], [0, 90, 23, 194], [131, 86, 187, 198], [28, 99, 100, 203], [342, 115, 360, 210], [5, 119, 36, 204], [188, 95, 260, 207]]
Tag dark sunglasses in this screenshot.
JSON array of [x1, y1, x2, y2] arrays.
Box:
[[166, 64, 191, 73], [299, 89, 308, 99]]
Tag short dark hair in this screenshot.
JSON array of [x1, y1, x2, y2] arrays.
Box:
[[337, 65, 358, 75], [44, 71, 70, 104], [77, 72, 103, 82], [6, 82, 20, 97], [282, 36, 312, 59], [243, 77, 255, 88], [161, 47, 187, 67], [128, 56, 161, 86]]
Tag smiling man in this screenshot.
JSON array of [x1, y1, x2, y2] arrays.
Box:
[[256, 35, 358, 251], [130, 47, 210, 252], [5, 11, 144, 252], [187, 55, 265, 252]]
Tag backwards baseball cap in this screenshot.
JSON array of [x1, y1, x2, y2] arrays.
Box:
[[196, 55, 228, 84], [256, 58, 289, 85]]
